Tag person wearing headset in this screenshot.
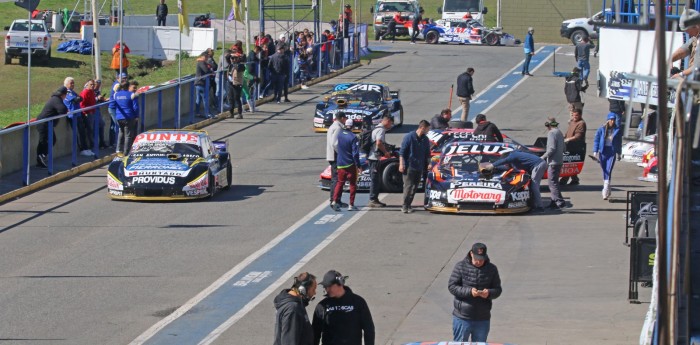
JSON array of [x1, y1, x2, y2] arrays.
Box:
[[312, 270, 375, 345], [274, 272, 318, 345]]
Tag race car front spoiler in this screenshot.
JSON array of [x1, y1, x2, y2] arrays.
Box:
[[426, 204, 531, 214]]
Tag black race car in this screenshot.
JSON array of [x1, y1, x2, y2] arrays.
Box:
[[107, 130, 232, 200], [313, 82, 404, 133]]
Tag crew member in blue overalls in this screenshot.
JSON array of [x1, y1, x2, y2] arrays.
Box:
[[593, 113, 622, 200]]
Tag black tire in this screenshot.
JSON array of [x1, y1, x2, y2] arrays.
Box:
[[485, 33, 500, 46], [425, 30, 439, 44], [570, 29, 588, 45], [4, 54, 10, 65], [207, 172, 216, 198], [381, 161, 403, 193], [223, 162, 232, 190]]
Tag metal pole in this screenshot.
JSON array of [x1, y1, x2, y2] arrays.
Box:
[[496, 0, 501, 28], [25, 9, 32, 186], [178, 29, 182, 129], [119, 0, 123, 76], [223, 0, 227, 47], [92, 0, 102, 81], [654, 0, 672, 343], [244, 0, 250, 53]]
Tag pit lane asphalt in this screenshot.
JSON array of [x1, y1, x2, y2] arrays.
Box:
[[0, 42, 651, 344]]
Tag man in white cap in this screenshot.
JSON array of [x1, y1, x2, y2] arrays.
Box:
[[672, 9, 700, 78], [331, 118, 361, 211], [522, 27, 535, 76]]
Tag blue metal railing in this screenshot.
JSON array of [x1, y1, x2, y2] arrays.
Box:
[[0, 34, 361, 187], [602, 0, 700, 25]]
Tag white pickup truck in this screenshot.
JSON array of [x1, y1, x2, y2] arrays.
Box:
[[4, 19, 53, 65]]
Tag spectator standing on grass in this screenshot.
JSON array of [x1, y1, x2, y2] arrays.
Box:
[[36, 87, 69, 169], [522, 27, 534, 76], [79, 79, 97, 155], [156, 0, 168, 26], [473, 114, 503, 142], [331, 119, 361, 211], [540, 117, 567, 209], [114, 81, 140, 155], [456, 67, 475, 122], [399, 120, 431, 214], [593, 113, 622, 200], [560, 109, 587, 186], [448, 242, 502, 343], [111, 41, 130, 76]]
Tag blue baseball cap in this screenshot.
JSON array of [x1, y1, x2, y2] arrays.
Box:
[[607, 112, 617, 120], [118, 72, 128, 79]]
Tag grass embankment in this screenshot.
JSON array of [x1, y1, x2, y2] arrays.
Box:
[[0, 0, 495, 127]]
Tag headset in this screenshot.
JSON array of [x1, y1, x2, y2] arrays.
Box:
[[294, 272, 316, 303]]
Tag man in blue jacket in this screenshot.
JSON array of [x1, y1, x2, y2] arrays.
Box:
[[114, 81, 140, 154], [593, 113, 622, 200], [399, 120, 431, 213], [522, 27, 534, 76], [331, 119, 361, 211]]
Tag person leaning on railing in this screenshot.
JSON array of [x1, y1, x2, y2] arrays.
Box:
[[114, 81, 140, 155], [35, 87, 69, 169]]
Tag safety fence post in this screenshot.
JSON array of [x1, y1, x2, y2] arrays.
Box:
[[175, 84, 181, 129], [48, 120, 54, 175], [71, 115, 78, 166], [93, 108, 100, 158], [157, 90, 163, 128], [22, 126, 29, 186], [190, 80, 195, 124]]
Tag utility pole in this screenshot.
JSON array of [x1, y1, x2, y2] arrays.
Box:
[[91, 0, 102, 81]]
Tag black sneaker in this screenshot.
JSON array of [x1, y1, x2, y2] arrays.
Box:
[[284, 99, 291, 103], [368, 200, 386, 208], [37, 154, 48, 167]]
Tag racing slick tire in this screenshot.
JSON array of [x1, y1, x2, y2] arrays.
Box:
[[381, 161, 403, 193], [485, 33, 500, 46], [425, 30, 440, 44], [570, 29, 588, 45], [223, 163, 232, 190], [207, 172, 216, 198]]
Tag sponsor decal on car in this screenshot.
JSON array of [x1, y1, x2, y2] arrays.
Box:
[[563, 153, 583, 162], [108, 189, 123, 196], [107, 173, 123, 190], [447, 188, 506, 204], [560, 164, 581, 175], [133, 132, 200, 144], [314, 118, 324, 124], [444, 144, 514, 156], [430, 201, 445, 207], [450, 181, 502, 189], [127, 170, 190, 177], [508, 201, 527, 208], [126, 159, 190, 172], [132, 176, 176, 184], [511, 191, 530, 201], [429, 190, 442, 200], [334, 83, 383, 92], [450, 132, 488, 140]]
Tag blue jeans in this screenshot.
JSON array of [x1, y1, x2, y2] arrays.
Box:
[[577, 59, 590, 81], [195, 85, 207, 115], [522, 53, 532, 74], [453, 315, 490, 342]]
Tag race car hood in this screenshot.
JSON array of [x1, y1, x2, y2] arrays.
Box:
[[124, 157, 193, 177]]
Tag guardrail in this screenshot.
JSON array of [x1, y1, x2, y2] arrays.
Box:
[[0, 34, 361, 186]]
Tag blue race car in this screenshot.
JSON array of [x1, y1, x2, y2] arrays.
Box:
[[313, 82, 404, 133], [107, 129, 232, 200], [420, 19, 517, 46]]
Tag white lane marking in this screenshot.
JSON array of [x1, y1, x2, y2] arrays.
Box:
[[197, 203, 376, 345], [128, 201, 329, 345], [476, 46, 558, 116], [450, 46, 552, 117]]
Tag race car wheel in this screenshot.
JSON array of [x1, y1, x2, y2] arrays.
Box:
[[570, 29, 588, 45], [425, 31, 439, 44], [207, 172, 216, 198], [381, 161, 403, 193], [223, 162, 232, 190], [485, 33, 500, 46]]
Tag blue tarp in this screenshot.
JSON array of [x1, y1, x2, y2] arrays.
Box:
[[57, 40, 93, 55]]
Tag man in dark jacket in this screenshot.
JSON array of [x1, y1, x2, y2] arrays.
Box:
[[268, 45, 288, 103], [448, 242, 502, 342], [608, 98, 625, 127], [274, 272, 317, 345], [456, 67, 475, 122], [430, 109, 452, 130], [195, 52, 213, 118], [472, 114, 503, 142], [399, 120, 431, 213], [564, 67, 587, 112], [312, 270, 375, 345], [331, 119, 361, 211], [410, 8, 424, 44], [36, 86, 69, 168], [156, 0, 168, 26]]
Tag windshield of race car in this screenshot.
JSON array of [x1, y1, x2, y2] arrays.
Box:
[[440, 153, 502, 174], [331, 90, 383, 105], [130, 141, 203, 158]]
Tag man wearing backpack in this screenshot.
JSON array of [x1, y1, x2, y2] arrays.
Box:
[[366, 114, 393, 208]]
